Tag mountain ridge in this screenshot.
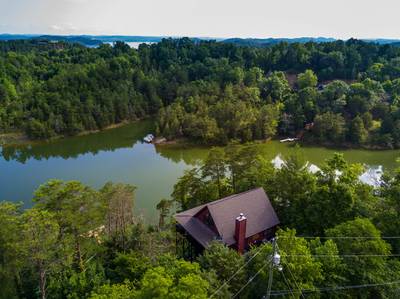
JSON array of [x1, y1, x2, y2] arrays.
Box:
[[0, 34, 399, 47]]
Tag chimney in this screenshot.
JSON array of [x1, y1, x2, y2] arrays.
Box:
[[235, 213, 247, 254]]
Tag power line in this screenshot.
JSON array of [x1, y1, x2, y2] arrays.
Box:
[[209, 243, 268, 298], [284, 263, 305, 299], [269, 280, 400, 296], [279, 269, 296, 299], [211, 236, 400, 298], [266, 238, 277, 299], [232, 238, 281, 299], [276, 236, 400, 240], [232, 261, 270, 299], [275, 243, 305, 299], [285, 254, 400, 258]]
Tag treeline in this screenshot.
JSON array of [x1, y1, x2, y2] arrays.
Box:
[[156, 69, 400, 148], [2, 145, 400, 298], [2, 38, 400, 147], [0, 41, 158, 139], [171, 144, 400, 298]]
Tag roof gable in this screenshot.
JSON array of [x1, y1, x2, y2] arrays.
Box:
[[175, 187, 280, 247], [193, 206, 219, 235]]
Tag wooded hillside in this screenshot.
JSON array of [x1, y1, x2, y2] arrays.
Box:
[[1, 38, 400, 147]]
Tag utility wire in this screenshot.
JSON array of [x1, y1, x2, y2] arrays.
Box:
[[232, 261, 270, 299], [279, 269, 296, 299], [276, 243, 305, 299], [211, 236, 400, 298], [279, 236, 400, 239], [266, 238, 277, 299], [284, 263, 305, 299], [269, 280, 400, 296], [209, 243, 268, 298], [285, 254, 400, 258]]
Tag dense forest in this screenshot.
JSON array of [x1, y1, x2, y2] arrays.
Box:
[[2, 145, 400, 298], [1, 38, 400, 147]]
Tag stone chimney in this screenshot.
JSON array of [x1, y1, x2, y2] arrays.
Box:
[[235, 213, 247, 254]]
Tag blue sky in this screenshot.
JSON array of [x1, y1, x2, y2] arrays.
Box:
[[1, 0, 400, 39]]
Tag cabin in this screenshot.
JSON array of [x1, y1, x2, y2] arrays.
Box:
[[174, 187, 280, 256]]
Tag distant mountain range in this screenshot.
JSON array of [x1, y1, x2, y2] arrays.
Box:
[[0, 34, 220, 47], [221, 37, 337, 46], [221, 37, 400, 47], [0, 34, 399, 47]]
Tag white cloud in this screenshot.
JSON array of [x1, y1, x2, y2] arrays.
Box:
[[2, 0, 400, 38], [50, 25, 62, 31], [50, 23, 79, 33]]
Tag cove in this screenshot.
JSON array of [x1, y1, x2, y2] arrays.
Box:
[[0, 119, 399, 222]]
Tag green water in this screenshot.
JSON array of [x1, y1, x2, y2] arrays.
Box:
[[1, 119, 399, 222]]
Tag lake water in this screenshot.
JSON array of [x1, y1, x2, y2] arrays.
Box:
[[104, 42, 156, 49], [1, 119, 399, 222]]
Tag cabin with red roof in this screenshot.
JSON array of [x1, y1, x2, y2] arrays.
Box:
[[174, 187, 280, 256]]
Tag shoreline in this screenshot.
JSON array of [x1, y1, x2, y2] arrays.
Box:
[[155, 136, 398, 152], [1, 122, 398, 152], [75, 121, 130, 137], [0, 120, 134, 147], [0, 132, 31, 146], [299, 139, 396, 151]]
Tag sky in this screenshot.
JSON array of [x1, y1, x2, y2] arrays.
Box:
[[1, 0, 400, 39]]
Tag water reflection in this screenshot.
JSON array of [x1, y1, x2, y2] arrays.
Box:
[[0, 120, 153, 163], [154, 144, 208, 165], [0, 119, 398, 222]]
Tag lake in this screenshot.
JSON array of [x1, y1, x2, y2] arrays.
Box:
[[104, 41, 156, 48], [1, 119, 399, 222]]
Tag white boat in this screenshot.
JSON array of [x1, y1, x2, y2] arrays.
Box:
[[280, 138, 298, 143], [143, 134, 155, 143]]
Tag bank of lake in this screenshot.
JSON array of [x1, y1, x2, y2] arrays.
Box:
[[0, 119, 399, 222]]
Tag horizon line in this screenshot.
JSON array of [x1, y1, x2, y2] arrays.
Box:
[[1, 33, 400, 41]]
